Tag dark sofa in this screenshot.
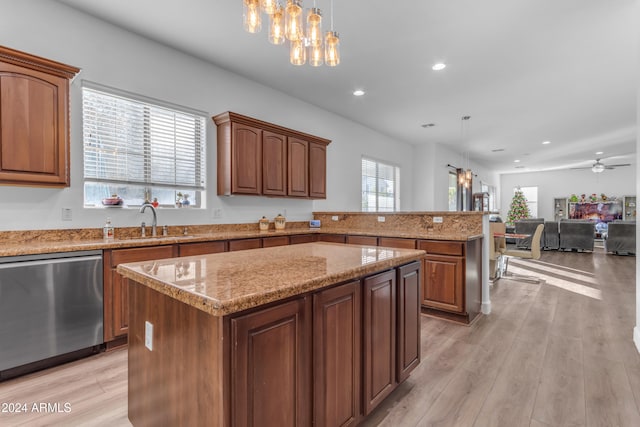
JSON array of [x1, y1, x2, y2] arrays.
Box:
[[605, 221, 636, 255], [559, 220, 594, 252], [543, 221, 559, 250], [514, 218, 545, 249]]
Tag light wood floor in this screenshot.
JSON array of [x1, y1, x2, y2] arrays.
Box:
[[1, 249, 638, 427]]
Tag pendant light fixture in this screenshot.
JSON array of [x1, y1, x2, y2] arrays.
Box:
[[243, 0, 262, 33], [324, 0, 340, 66], [268, 5, 285, 44], [285, 0, 303, 41], [242, 0, 342, 67], [290, 38, 306, 65], [260, 0, 278, 14]]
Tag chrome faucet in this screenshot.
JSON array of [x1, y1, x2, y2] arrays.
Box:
[[139, 203, 157, 237]]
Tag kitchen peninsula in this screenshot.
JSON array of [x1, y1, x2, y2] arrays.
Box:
[[117, 242, 424, 426]]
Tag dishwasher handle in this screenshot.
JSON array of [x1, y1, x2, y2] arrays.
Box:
[[0, 255, 102, 270]]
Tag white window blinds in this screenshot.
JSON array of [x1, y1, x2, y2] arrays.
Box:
[[361, 158, 400, 212], [83, 87, 206, 194]]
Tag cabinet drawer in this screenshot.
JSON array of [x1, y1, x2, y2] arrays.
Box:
[[290, 234, 316, 245], [179, 241, 227, 257], [110, 245, 176, 267], [317, 234, 346, 244], [229, 238, 262, 251], [417, 240, 464, 256], [378, 237, 416, 249], [346, 235, 378, 246], [262, 236, 290, 248]]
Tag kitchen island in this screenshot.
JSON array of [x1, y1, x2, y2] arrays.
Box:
[[117, 242, 425, 427]]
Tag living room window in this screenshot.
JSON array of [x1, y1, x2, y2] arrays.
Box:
[[82, 86, 206, 208], [361, 157, 400, 212]]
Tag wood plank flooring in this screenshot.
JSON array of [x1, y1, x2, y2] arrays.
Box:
[[0, 249, 638, 426]]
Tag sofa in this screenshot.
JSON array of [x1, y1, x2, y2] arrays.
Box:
[[605, 221, 636, 255], [514, 218, 545, 249], [559, 220, 595, 252]]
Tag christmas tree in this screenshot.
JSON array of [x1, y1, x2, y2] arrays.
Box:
[[507, 188, 530, 225]]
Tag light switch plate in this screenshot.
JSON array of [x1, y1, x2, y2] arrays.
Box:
[[433, 216, 443, 223], [61, 208, 72, 221], [332, 215, 339, 221], [145, 321, 153, 351], [378, 216, 386, 222]]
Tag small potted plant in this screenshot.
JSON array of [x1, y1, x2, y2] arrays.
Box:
[[176, 192, 183, 208]]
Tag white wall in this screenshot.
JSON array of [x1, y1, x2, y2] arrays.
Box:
[[500, 167, 636, 220], [634, 0, 640, 355], [0, 0, 414, 231], [413, 142, 500, 211]]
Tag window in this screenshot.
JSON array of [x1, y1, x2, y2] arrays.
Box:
[[361, 158, 400, 212], [448, 171, 458, 211], [518, 186, 538, 217], [82, 86, 206, 208]]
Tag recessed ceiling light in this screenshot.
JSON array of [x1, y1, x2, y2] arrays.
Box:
[[432, 63, 446, 71], [542, 141, 551, 145], [353, 89, 365, 96], [514, 159, 521, 163], [421, 123, 435, 128], [595, 151, 603, 155]]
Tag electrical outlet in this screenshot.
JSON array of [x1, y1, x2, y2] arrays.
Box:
[[61, 208, 72, 221], [433, 216, 443, 223], [332, 215, 339, 221], [213, 208, 223, 218], [145, 321, 153, 351], [378, 216, 386, 222]]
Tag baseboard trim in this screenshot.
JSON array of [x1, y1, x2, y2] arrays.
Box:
[[634, 326, 640, 354]]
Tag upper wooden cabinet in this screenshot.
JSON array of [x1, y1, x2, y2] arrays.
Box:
[[0, 46, 79, 187], [213, 111, 330, 199]]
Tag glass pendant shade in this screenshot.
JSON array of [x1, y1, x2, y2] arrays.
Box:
[[306, 8, 322, 47], [285, 0, 303, 41], [243, 0, 262, 33], [324, 31, 340, 66], [290, 39, 306, 65], [260, 0, 278, 14], [269, 6, 285, 44], [309, 43, 323, 66]]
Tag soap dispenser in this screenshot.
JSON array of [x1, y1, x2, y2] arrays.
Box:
[[103, 217, 115, 240]]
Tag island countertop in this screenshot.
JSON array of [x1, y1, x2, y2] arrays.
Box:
[[117, 242, 425, 316]]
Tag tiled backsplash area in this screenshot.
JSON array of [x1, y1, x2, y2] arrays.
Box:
[[313, 212, 484, 236]]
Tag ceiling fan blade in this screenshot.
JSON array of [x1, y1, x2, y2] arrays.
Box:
[[608, 163, 631, 167], [569, 166, 592, 170]]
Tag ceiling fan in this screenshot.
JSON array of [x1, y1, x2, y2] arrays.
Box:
[[571, 158, 631, 173]]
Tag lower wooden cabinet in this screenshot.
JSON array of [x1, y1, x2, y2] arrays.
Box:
[[103, 245, 177, 343], [418, 239, 482, 323], [346, 235, 378, 246], [362, 269, 397, 415], [313, 281, 361, 427], [231, 297, 312, 427], [397, 262, 421, 382]]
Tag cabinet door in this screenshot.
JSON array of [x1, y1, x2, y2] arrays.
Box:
[[231, 297, 311, 427], [309, 142, 327, 199], [232, 122, 262, 194], [263, 131, 287, 196], [378, 237, 416, 249], [362, 270, 396, 415], [397, 262, 421, 382], [317, 234, 346, 244], [313, 281, 361, 427], [287, 137, 309, 197], [290, 234, 317, 245], [422, 255, 464, 313], [0, 64, 69, 186], [111, 270, 129, 338]]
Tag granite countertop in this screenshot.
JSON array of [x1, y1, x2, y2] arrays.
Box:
[[117, 242, 425, 316], [0, 228, 481, 257]]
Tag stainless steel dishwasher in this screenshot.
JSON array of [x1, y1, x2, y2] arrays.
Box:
[[0, 250, 103, 372]]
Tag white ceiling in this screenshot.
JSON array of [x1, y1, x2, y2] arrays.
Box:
[[56, 0, 637, 174]]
